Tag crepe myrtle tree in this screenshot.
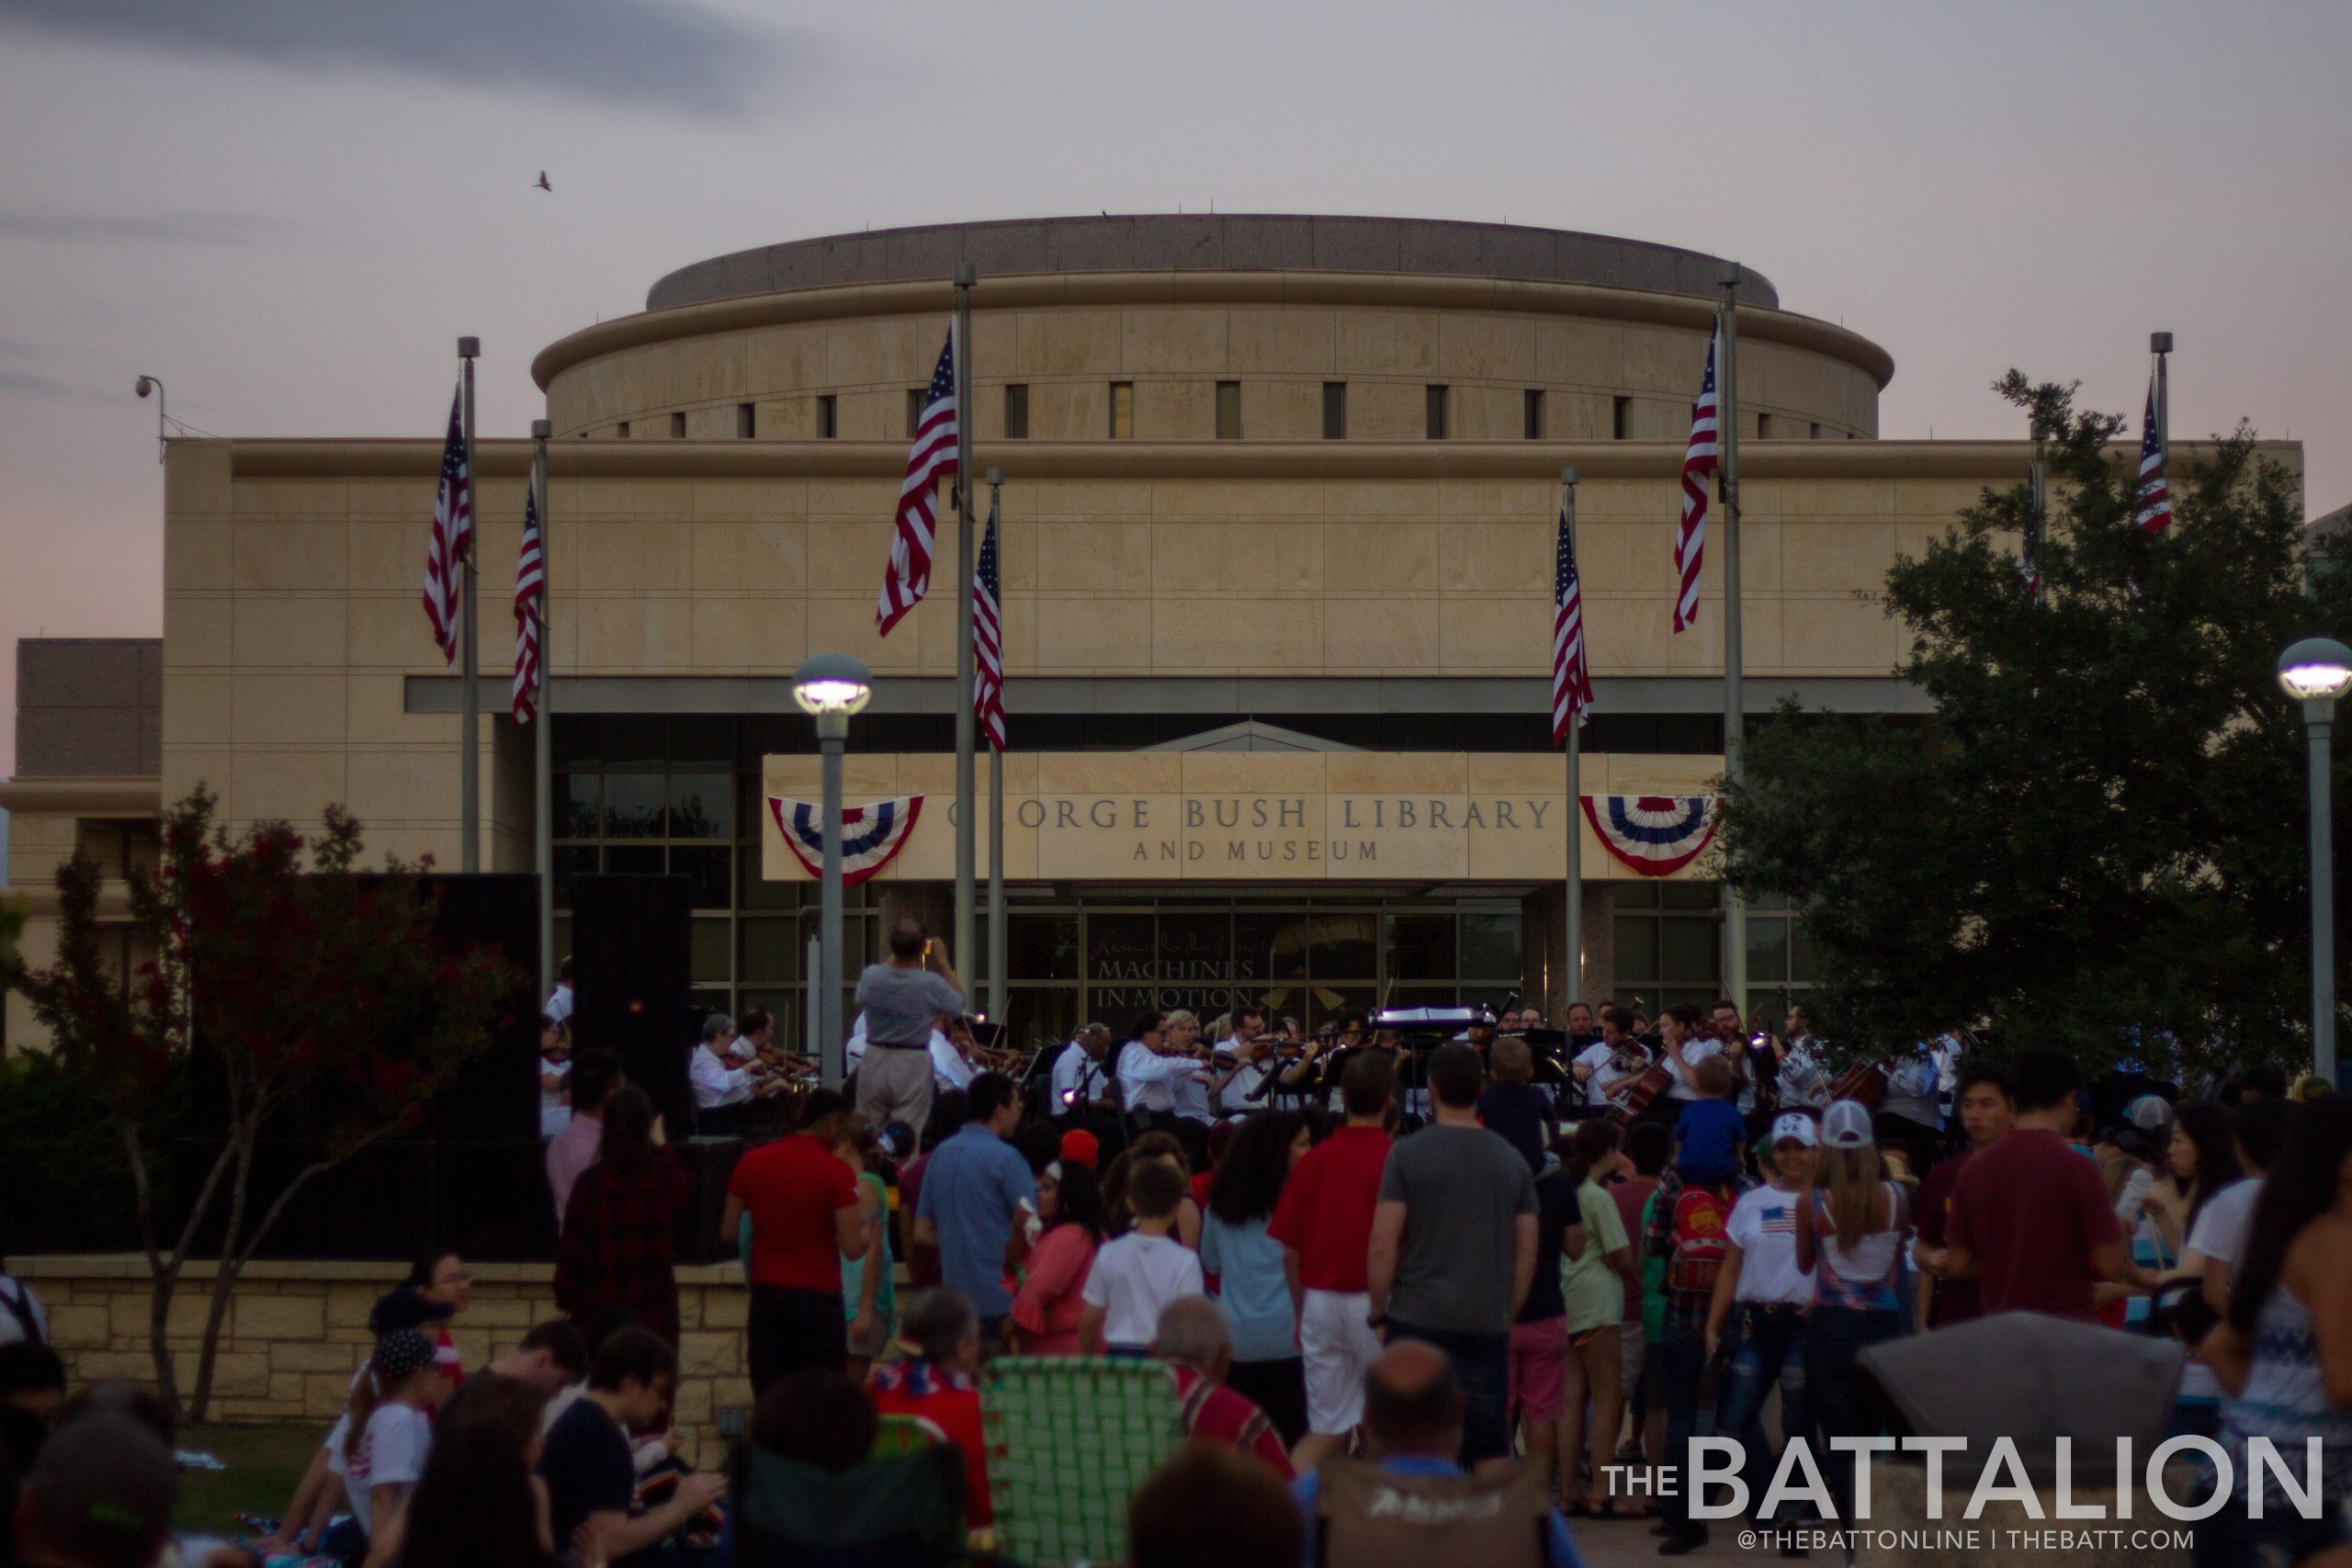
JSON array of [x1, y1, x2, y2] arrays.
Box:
[[1717, 373, 2352, 1082], [5, 786, 517, 1422]]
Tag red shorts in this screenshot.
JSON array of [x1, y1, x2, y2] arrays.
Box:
[[1508, 1316, 1567, 1426]]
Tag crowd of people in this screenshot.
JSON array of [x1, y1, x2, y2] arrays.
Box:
[[6, 915, 2350, 1567]]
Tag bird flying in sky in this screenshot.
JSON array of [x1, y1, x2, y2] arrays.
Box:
[[534, 172, 552, 192]]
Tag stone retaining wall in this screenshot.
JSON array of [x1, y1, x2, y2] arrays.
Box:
[[13, 1256, 752, 1469]]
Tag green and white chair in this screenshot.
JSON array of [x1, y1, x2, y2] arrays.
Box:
[[980, 1357, 1184, 1567]]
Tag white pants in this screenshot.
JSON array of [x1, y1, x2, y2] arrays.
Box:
[[855, 1043, 933, 1136], [1300, 1288, 1384, 1437]]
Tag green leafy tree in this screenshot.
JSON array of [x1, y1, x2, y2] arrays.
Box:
[[3, 787, 518, 1422], [1718, 375, 2352, 1079]]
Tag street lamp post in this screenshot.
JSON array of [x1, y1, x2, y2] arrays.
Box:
[[2278, 637, 2352, 1089], [793, 652, 874, 1089], [134, 376, 166, 463]]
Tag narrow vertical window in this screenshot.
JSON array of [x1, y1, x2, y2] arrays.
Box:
[[1809, 422, 1823, 440], [1215, 381, 1241, 440], [1109, 381, 1134, 440], [1004, 384, 1029, 439], [1425, 385, 1449, 440], [616, 420, 631, 439], [1322, 383, 1347, 440], [816, 395, 837, 439], [669, 411, 686, 438], [1523, 389, 1544, 440], [737, 402, 756, 438], [906, 388, 924, 438], [1611, 395, 1631, 440]]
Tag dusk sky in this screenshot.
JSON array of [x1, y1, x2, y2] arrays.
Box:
[[3, 0, 2347, 773]]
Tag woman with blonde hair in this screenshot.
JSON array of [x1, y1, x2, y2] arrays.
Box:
[[1796, 1099, 1912, 1528]]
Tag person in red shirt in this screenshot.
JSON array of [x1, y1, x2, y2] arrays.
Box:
[[721, 1089, 867, 1397], [1265, 1051, 1394, 1472], [868, 1288, 994, 1528], [1910, 1062, 2017, 1329], [1155, 1296, 1295, 1479], [1925, 1050, 2154, 1319]]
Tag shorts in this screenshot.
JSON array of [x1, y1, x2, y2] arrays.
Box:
[[1300, 1289, 1383, 1437], [1508, 1317, 1567, 1425]]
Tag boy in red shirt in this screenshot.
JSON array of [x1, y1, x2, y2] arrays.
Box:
[[1266, 1052, 1395, 1471]]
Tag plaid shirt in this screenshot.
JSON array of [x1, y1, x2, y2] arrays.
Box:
[[1640, 1164, 1755, 1336], [554, 1146, 694, 1344]]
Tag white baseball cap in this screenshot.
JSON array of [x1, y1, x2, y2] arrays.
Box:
[[1822, 1099, 1876, 1149], [1769, 1111, 1818, 1147]]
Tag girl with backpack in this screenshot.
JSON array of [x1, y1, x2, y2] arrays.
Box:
[[1795, 1100, 1911, 1531], [1647, 1159, 1747, 1556]]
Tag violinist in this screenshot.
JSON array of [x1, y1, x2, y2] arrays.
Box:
[[1657, 1003, 1723, 1103], [930, 1016, 980, 1091], [1211, 1006, 1277, 1113], [1163, 1010, 1227, 1149], [1277, 1011, 1367, 1104], [1573, 1006, 1631, 1110], [1116, 1010, 1210, 1136]]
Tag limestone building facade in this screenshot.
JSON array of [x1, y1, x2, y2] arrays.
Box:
[[4, 215, 2294, 1044]]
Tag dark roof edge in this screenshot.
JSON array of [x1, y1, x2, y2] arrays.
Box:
[[649, 214, 1777, 312]]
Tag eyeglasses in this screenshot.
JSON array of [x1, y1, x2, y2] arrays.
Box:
[[433, 1269, 472, 1287]]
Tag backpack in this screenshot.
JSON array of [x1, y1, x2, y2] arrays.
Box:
[[1314, 1457, 1552, 1568], [1666, 1185, 1732, 1297]]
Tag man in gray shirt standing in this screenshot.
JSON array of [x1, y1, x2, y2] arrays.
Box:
[[1367, 1042, 1538, 1463], [854, 919, 965, 1135]]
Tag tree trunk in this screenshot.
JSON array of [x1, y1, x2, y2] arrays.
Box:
[[187, 1118, 261, 1424]]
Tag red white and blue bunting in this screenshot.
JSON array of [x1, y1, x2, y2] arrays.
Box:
[[1580, 794, 1720, 877], [767, 795, 925, 887]]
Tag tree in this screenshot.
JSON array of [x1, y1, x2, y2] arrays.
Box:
[[1717, 375, 2352, 1080], [3, 787, 517, 1422]]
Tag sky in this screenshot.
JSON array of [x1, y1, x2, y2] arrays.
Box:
[[3, 0, 2348, 773]]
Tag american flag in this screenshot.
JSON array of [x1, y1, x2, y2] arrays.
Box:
[[876, 330, 958, 636], [422, 382, 471, 664], [2133, 376, 2172, 533], [973, 494, 1006, 752], [512, 479, 545, 723], [1552, 505, 1594, 742], [1673, 321, 1722, 634]]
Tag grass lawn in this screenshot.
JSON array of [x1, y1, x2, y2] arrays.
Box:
[[175, 1422, 319, 1534]]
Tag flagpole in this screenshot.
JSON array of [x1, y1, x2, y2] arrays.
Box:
[[1715, 265, 1746, 1017], [531, 419, 553, 1005], [1561, 466, 1583, 1019], [458, 336, 481, 874], [953, 262, 978, 980], [986, 468, 1007, 1025], [2152, 330, 2173, 461]]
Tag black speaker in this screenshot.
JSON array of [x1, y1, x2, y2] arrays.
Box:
[[572, 874, 695, 1133], [427, 874, 544, 1141]]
